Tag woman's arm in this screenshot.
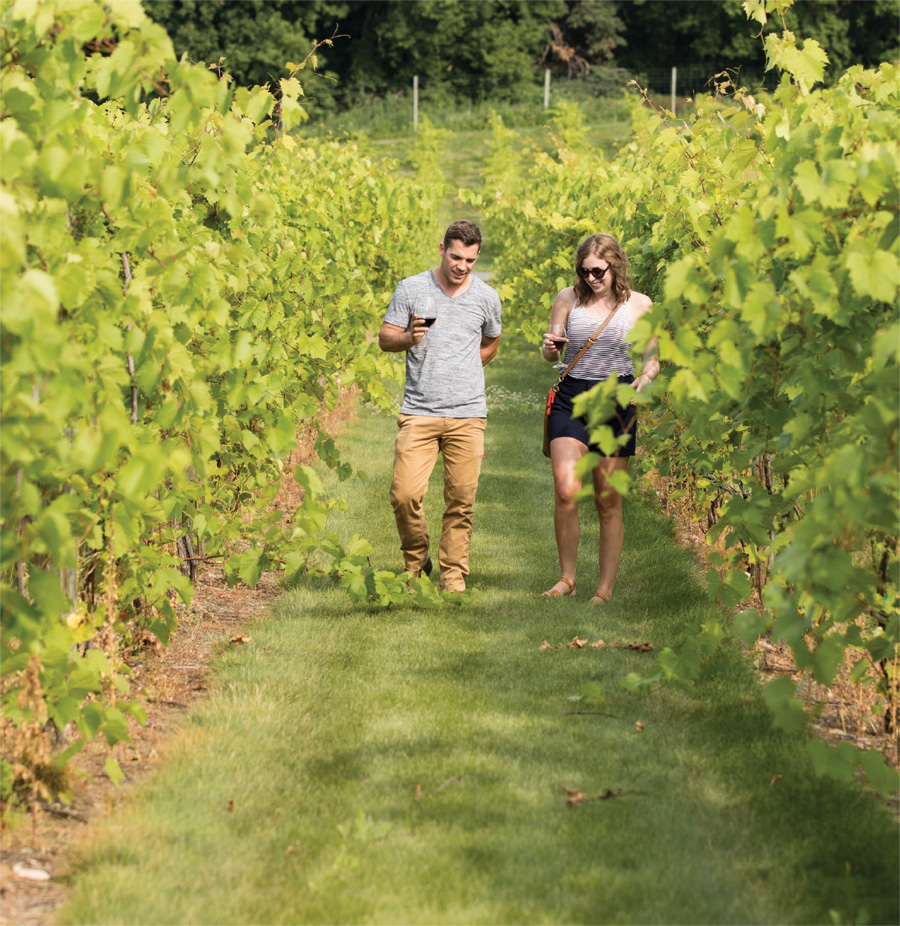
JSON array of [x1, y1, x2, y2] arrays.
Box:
[[633, 341, 659, 392], [540, 288, 575, 363], [628, 293, 659, 393]]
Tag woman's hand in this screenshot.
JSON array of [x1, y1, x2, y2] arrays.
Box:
[[632, 355, 659, 393], [542, 332, 567, 349], [632, 372, 653, 393], [542, 324, 568, 360]]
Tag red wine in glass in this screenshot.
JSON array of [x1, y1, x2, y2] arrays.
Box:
[[416, 296, 437, 333], [549, 323, 566, 352]]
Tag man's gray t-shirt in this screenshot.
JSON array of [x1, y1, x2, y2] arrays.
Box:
[[383, 270, 502, 418]]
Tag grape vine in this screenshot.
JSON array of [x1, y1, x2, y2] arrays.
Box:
[[0, 0, 441, 802], [472, 0, 898, 795]]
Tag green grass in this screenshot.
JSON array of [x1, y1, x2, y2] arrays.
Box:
[[59, 356, 898, 925], [302, 90, 629, 141]]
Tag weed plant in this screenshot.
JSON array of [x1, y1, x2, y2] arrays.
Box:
[[60, 357, 899, 926]]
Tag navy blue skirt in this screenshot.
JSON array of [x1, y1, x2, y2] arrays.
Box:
[[547, 375, 637, 457]]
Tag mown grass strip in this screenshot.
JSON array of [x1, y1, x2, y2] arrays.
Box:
[[60, 354, 898, 926]]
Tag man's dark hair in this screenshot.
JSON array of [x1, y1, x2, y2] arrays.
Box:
[[443, 220, 482, 250]]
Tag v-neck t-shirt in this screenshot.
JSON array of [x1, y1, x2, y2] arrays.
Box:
[[383, 270, 502, 417]]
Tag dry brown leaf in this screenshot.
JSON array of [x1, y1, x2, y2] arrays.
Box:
[[414, 781, 422, 802], [770, 774, 783, 786], [284, 846, 295, 858], [140, 631, 162, 649], [562, 786, 585, 806], [540, 638, 651, 651], [226, 799, 235, 812], [635, 720, 645, 733], [13, 864, 51, 882], [435, 775, 462, 792]]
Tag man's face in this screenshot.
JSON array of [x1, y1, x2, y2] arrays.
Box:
[[439, 239, 480, 285]]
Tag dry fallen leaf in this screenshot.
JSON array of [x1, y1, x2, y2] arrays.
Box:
[[229, 634, 252, 645], [226, 799, 235, 812], [414, 781, 422, 802], [540, 638, 651, 650], [13, 864, 51, 882], [635, 720, 645, 733], [284, 846, 295, 858], [770, 774, 783, 786], [562, 786, 585, 806]]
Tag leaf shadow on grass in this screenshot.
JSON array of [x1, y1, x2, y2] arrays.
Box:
[[664, 647, 900, 925], [274, 357, 898, 924]]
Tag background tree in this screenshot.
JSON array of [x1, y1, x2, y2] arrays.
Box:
[[558, 0, 626, 67], [144, 0, 344, 90], [618, 0, 899, 92], [324, 0, 568, 104], [144, 0, 899, 105]]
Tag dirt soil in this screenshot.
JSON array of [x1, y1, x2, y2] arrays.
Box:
[[0, 562, 283, 926], [2, 434, 897, 925], [0, 407, 338, 926], [652, 477, 899, 777]]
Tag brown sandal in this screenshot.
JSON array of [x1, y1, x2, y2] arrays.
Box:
[[590, 592, 611, 604], [542, 577, 576, 598]]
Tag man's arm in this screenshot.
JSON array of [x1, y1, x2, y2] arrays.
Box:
[[379, 319, 426, 352], [480, 334, 500, 366]]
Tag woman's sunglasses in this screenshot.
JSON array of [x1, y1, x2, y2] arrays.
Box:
[[577, 265, 609, 281]]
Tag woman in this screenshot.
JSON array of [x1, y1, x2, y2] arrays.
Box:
[[541, 233, 658, 602]]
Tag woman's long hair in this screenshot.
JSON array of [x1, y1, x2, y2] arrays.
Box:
[[573, 233, 631, 307]]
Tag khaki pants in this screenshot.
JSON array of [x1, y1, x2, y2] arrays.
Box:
[[389, 415, 487, 592]]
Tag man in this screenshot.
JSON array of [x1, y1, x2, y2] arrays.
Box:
[[378, 220, 502, 593]]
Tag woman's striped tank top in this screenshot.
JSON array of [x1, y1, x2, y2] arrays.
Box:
[[563, 300, 634, 381]]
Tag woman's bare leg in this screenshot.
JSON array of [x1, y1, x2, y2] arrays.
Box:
[[591, 457, 629, 601], [543, 437, 589, 596]]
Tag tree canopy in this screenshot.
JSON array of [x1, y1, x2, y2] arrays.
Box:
[[143, 0, 899, 107]]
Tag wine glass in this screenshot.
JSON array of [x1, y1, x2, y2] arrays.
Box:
[[549, 323, 567, 354], [416, 296, 437, 345]]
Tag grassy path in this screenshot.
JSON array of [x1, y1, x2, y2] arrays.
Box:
[[61, 355, 898, 925]]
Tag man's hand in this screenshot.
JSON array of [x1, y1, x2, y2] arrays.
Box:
[[378, 318, 427, 352], [409, 315, 428, 346]]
